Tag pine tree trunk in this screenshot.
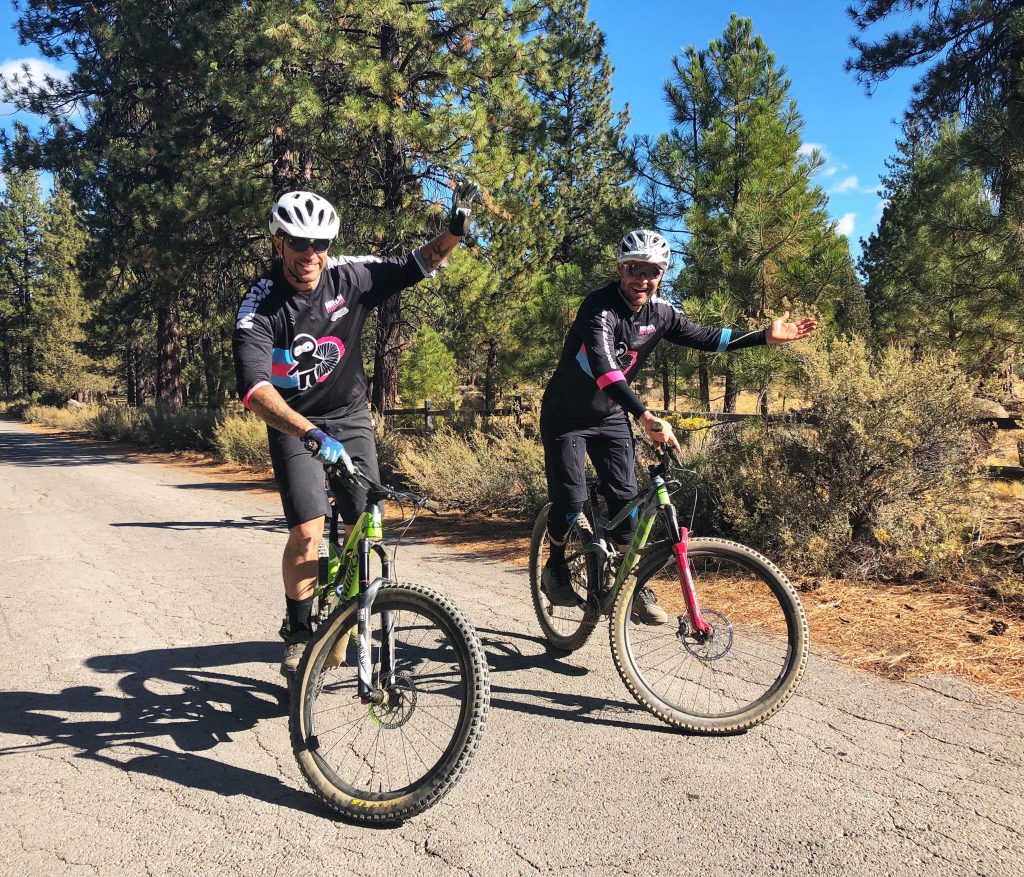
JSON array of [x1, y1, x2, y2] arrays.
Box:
[[698, 353, 710, 410], [723, 363, 738, 413], [201, 335, 220, 408], [370, 24, 405, 414], [484, 337, 498, 409], [660, 350, 671, 410], [126, 346, 138, 407], [156, 303, 183, 409]]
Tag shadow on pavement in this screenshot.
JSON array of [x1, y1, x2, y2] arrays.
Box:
[[111, 515, 287, 532], [0, 424, 138, 468], [478, 627, 680, 735], [0, 641, 324, 814]]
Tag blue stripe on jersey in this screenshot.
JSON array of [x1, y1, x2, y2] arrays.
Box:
[[575, 345, 595, 378], [716, 328, 732, 352]]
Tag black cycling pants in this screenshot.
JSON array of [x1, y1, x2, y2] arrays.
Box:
[[540, 409, 638, 545]]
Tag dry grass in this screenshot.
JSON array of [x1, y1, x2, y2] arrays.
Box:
[[797, 577, 1024, 698]]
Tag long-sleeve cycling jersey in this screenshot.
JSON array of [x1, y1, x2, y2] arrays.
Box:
[[232, 252, 431, 419], [542, 281, 767, 424]]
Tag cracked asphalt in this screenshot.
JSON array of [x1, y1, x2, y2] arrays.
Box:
[[1, 417, 1022, 877]]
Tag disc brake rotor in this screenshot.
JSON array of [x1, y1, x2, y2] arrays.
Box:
[[679, 609, 733, 661]]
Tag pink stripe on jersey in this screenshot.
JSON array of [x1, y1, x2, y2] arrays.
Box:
[[242, 380, 271, 409], [595, 370, 626, 389], [271, 361, 292, 377]]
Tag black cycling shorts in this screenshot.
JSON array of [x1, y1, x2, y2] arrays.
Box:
[[540, 407, 637, 506], [267, 408, 380, 529]]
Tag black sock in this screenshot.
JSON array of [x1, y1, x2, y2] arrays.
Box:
[[285, 596, 314, 635]]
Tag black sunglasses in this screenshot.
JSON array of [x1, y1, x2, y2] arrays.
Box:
[[624, 262, 663, 280], [280, 234, 331, 253]]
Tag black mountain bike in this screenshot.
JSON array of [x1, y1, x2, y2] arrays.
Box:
[[529, 446, 808, 734], [289, 444, 489, 823]]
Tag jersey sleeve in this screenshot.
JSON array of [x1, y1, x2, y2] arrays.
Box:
[[663, 305, 767, 352], [232, 285, 275, 409], [577, 304, 648, 417], [334, 252, 434, 309]]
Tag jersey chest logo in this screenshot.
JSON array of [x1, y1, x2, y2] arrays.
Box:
[[271, 334, 346, 391]]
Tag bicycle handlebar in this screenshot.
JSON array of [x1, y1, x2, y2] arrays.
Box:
[[308, 443, 435, 511]]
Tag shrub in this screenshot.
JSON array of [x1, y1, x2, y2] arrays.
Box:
[[88, 405, 149, 443], [22, 403, 95, 430], [214, 412, 270, 466], [397, 423, 546, 517], [694, 338, 987, 579], [141, 406, 220, 451]]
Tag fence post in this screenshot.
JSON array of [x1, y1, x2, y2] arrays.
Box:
[[424, 399, 434, 433]]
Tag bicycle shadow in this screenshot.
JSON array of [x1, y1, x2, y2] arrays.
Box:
[[110, 515, 288, 533], [0, 641, 324, 814], [477, 627, 682, 736]]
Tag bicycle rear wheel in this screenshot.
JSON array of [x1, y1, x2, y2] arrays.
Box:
[[290, 582, 489, 822], [529, 503, 600, 653], [610, 538, 808, 734]]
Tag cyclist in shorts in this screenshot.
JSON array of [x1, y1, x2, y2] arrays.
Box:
[[233, 183, 479, 678], [540, 229, 817, 623]]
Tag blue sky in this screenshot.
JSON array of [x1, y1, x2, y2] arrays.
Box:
[[0, 1, 920, 260]]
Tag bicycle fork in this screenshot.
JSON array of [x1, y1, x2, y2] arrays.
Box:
[[354, 503, 395, 705], [654, 479, 712, 637]]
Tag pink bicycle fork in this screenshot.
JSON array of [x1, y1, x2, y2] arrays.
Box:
[[671, 528, 711, 636]]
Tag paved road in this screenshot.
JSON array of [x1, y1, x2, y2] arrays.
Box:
[[1, 417, 1022, 877]]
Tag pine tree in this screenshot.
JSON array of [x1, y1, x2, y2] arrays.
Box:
[[648, 15, 859, 411], [0, 162, 44, 396], [847, 0, 1024, 225]]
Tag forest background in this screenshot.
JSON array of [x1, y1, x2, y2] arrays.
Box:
[[0, 1, 1022, 654]]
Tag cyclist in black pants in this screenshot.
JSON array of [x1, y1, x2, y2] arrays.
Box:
[[540, 229, 817, 623], [233, 184, 479, 678]]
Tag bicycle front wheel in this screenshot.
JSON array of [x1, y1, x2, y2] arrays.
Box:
[[610, 538, 808, 734], [529, 503, 600, 653], [290, 582, 490, 823]]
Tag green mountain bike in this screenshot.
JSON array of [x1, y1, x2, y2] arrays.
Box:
[[529, 446, 808, 734], [289, 448, 489, 823]]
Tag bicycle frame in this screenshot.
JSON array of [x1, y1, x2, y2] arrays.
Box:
[[574, 460, 712, 636], [317, 489, 397, 705]]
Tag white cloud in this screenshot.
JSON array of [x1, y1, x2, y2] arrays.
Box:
[[832, 176, 859, 194], [835, 213, 856, 237], [0, 57, 70, 88], [0, 57, 72, 117]]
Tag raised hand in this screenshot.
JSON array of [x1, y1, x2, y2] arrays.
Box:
[[766, 311, 818, 345], [448, 180, 481, 237]]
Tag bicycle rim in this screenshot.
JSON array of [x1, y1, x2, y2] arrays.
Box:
[[529, 504, 600, 653], [610, 539, 808, 733], [291, 582, 489, 821]]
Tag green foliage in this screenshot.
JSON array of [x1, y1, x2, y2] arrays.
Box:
[[643, 15, 862, 410], [214, 412, 270, 467], [847, 0, 1024, 223], [695, 338, 987, 579], [397, 424, 546, 517], [86, 406, 149, 443], [85, 404, 218, 450], [398, 326, 460, 408], [859, 122, 1023, 375]]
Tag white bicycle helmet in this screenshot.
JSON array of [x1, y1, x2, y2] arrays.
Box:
[[617, 229, 671, 270], [268, 191, 340, 239]]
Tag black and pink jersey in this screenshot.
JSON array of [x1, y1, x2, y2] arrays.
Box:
[[232, 252, 431, 419], [542, 281, 766, 423]]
